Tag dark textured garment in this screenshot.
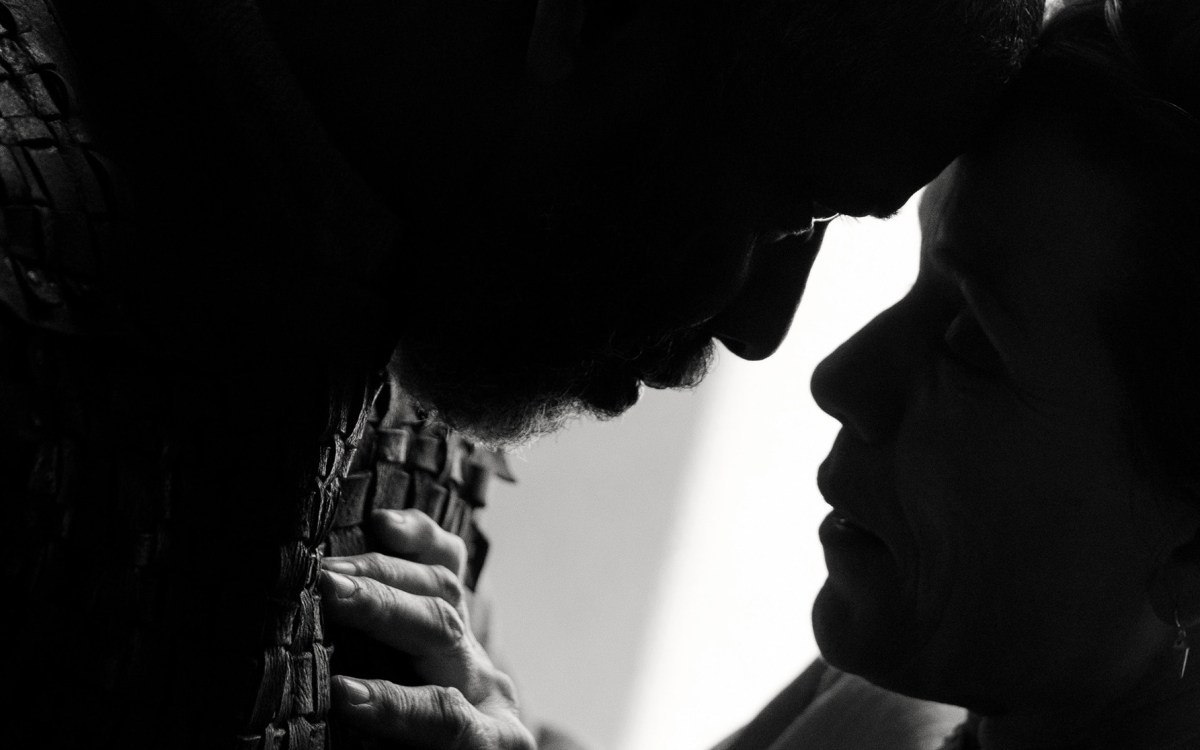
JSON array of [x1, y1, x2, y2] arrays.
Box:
[[713, 659, 966, 750], [0, 1, 510, 747]]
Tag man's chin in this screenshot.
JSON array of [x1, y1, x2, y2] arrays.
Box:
[[393, 324, 715, 446], [406, 356, 712, 448], [407, 390, 586, 448], [394, 367, 641, 448]]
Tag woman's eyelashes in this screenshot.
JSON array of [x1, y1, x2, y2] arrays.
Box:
[[942, 308, 1006, 374]]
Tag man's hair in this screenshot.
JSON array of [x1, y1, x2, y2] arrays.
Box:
[[720, 0, 1044, 143], [1010, 0, 1200, 484], [781, 0, 1041, 84], [329, 0, 1048, 445]]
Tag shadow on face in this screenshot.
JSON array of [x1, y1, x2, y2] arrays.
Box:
[[264, 0, 1041, 441], [808, 1, 1200, 735]]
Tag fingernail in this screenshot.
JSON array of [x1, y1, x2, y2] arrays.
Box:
[[340, 677, 371, 705], [321, 559, 358, 575], [324, 571, 358, 599]]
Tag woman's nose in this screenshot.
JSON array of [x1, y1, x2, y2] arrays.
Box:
[[711, 222, 828, 361], [810, 309, 911, 444]]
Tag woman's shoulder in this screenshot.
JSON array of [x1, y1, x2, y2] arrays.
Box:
[[717, 659, 968, 750]]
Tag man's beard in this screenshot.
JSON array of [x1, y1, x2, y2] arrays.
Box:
[[392, 317, 717, 447], [379, 73, 738, 447], [384, 176, 733, 444]]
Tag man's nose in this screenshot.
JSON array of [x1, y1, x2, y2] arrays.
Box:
[[711, 222, 828, 361], [810, 308, 912, 444]]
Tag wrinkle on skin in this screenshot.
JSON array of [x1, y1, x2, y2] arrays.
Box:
[[810, 106, 1200, 743]]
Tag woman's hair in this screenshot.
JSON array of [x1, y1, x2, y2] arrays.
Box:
[[1012, 0, 1200, 485]]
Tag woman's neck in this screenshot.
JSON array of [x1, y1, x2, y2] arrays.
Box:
[[976, 675, 1200, 750]]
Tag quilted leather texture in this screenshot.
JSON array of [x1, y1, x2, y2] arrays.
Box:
[[1, 2, 511, 747]]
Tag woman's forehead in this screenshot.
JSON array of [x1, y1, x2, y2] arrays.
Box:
[[916, 160, 1001, 287], [919, 114, 1135, 295]]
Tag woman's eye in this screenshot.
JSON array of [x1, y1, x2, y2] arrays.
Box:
[[943, 309, 1005, 374]]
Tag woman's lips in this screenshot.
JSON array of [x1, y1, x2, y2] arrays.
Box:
[[828, 506, 868, 531], [818, 511, 896, 597], [819, 509, 884, 547], [817, 440, 906, 596]]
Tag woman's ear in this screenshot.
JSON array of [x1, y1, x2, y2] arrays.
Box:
[[526, 0, 586, 84]]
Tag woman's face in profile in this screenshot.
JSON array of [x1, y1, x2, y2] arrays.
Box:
[[808, 109, 1200, 718]]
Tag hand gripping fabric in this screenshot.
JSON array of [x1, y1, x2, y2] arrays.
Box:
[[322, 369, 517, 750]]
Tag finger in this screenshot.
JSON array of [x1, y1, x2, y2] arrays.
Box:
[[319, 569, 467, 661], [322, 553, 464, 610], [333, 676, 474, 748], [371, 508, 468, 579], [319, 569, 488, 699], [332, 677, 535, 750]]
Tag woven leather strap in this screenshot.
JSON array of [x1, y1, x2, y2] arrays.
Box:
[[0, 0, 131, 333], [328, 368, 516, 589], [4, 4, 511, 748], [321, 369, 515, 750], [230, 374, 384, 750], [1, 2, 174, 746]]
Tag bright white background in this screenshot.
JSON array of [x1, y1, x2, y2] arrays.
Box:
[[481, 194, 923, 750]]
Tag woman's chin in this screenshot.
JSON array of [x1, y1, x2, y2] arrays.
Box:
[[812, 580, 926, 695]]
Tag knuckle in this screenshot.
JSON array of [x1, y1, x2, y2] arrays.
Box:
[[361, 550, 388, 566], [373, 508, 425, 539], [410, 508, 435, 526], [358, 551, 389, 575], [473, 715, 535, 750], [374, 679, 407, 712], [368, 507, 397, 533], [387, 510, 434, 548], [446, 535, 468, 571], [430, 565, 465, 606], [379, 580, 407, 611], [431, 686, 474, 747], [490, 670, 520, 706], [364, 581, 402, 627], [509, 726, 537, 750], [372, 507, 408, 525], [427, 597, 466, 650], [400, 507, 433, 530], [417, 519, 439, 548]]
